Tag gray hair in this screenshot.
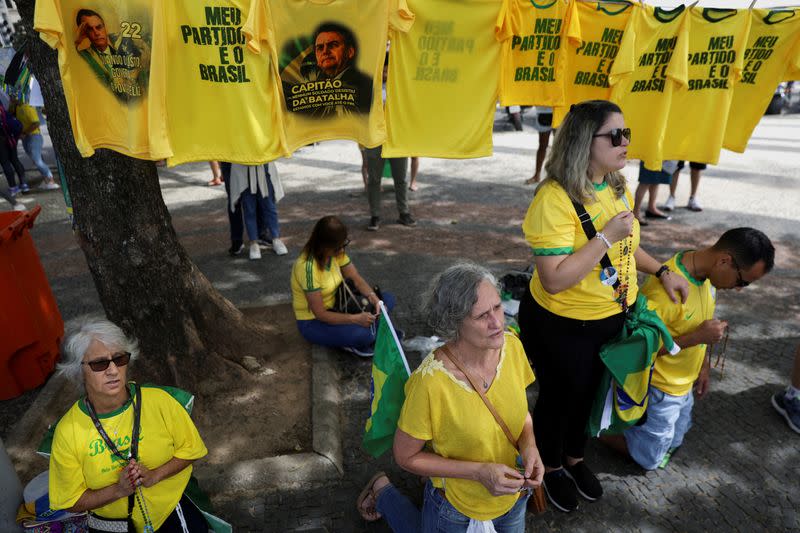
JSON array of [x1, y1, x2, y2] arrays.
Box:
[[57, 316, 139, 383], [423, 263, 498, 342]]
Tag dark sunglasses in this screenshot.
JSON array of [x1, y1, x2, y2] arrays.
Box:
[[730, 257, 750, 288], [593, 127, 631, 147], [336, 238, 351, 251], [82, 352, 131, 372]]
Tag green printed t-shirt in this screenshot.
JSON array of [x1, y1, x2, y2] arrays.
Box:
[[522, 180, 640, 321], [383, 0, 502, 158], [152, 0, 288, 165], [609, 4, 688, 170], [642, 252, 716, 396], [551, 0, 634, 127], [398, 333, 534, 521], [49, 385, 207, 531], [496, 0, 569, 107], [34, 0, 170, 159], [661, 8, 751, 165], [291, 251, 351, 321], [245, 0, 414, 153], [723, 8, 800, 153]]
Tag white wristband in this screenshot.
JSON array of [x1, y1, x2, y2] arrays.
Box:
[[595, 232, 612, 249]]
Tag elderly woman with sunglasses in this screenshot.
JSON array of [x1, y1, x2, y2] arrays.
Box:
[[517, 100, 688, 513], [291, 215, 396, 357], [357, 263, 544, 532], [48, 318, 209, 532]]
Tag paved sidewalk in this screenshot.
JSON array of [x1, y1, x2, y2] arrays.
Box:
[[6, 109, 800, 531]]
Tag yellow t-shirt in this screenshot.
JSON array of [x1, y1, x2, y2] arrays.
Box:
[[609, 4, 689, 171], [15, 104, 42, 136], [383, 0, 502, 158], [551, 1, 634, 128], [723, 8, 800, 153], [495, 0, 569, 107], [244, 0, 414, 153], [642, 252, 716, 397], [49, 385, 207, 531], [34, 0, 171, 159], [151, 0, 288, 165], [291, 251, 352, 320], [660, 8, 751, 165], [522, 179, 640, 320], [398, 333, 534, 521]]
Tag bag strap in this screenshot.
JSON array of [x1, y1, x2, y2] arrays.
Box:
[[571, 201, 620, 292], [342, 278, 365, 312], [439, 345, 517, 449]]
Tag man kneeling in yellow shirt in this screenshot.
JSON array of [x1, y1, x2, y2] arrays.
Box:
[[601, 228, 774, 469]]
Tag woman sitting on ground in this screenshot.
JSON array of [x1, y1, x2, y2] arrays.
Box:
[[357, 263, 544, 531], [48, 318, 209, 532], [291, 215, 395, 357]]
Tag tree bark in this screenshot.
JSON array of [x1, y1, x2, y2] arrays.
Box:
[[15, 0, 270, 389]]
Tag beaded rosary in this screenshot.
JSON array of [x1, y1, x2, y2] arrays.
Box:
[[614, 235, 631, 312]]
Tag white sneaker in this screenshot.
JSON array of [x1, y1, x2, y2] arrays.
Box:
[[272, 238, 288, 256], [44, 181, 60, 190], [687, 196, 703, 212], [663, 195, 676, 211], [12, 203, 26, 211], [249, 241, 261, 260]]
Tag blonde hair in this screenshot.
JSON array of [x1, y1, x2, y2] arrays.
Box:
[[537, 100, 627, 204]]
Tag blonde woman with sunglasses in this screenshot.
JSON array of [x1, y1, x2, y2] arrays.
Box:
[[518, 100, 688, 513]]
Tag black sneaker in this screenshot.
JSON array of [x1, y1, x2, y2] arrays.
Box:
[[543, 469, 578, 512], [367, 216, 380, 231], [397, 213, 416, 227], [228, 242, 245, 256], [564, 461, 603, 501]]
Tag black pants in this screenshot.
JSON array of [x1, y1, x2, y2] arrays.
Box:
[[0, 138, 26, 188], [518, 290, 626, 468], [157, 495, 208, 532]]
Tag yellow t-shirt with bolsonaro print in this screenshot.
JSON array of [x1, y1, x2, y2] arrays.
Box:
[[609, 4, 689, 171], [723, 8, 800, 153], [496, 0, 570, 107], [642, 252, 716, 397], [34, 0, 171, 159], [551, 0, 634, 128], [244, 0, 414, 153], [150, 0, 289, 165]]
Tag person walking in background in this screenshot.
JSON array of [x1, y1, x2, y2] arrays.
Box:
[[665, 161, 706, 212], [525, 107, 553, 185], [408, 157, 420, 192], [633, 161, 677, 226], [207, 161, 223, 186], [11, 95, 59, 190], [0, 101, 28, 196]]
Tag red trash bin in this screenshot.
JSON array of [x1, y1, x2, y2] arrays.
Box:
[[0, 206, 63, 400]]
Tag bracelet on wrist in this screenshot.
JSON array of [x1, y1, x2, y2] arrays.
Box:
[[595, 232, 612, 249], [655, 264, 671, 279]]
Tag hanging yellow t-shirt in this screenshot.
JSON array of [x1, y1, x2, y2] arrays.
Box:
[[642, 252, 716, 397], [551, 1, 634, 128], [495, 0, 569, 107], [34, 0, 170, 159], [150, 0, 288, 165], [49, 384, 207, 531], [723, 8, 800, 153], [291, 251, 352, 321], [522, 179, 640, 321], [15, 104, 42, 136], [609, 4, 688, 171], [244, 0, 414, 153], [383, 0, 502, 158], [398, 333, 534, 521], [661, 8, 751, 165]]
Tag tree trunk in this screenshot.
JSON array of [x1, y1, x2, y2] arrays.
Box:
[[15, 0, 270, 390]]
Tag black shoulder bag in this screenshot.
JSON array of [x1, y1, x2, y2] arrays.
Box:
[[84, 383, 141, 533]]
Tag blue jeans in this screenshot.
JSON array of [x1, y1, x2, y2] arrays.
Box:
[[296, 292, 395, 350], [221, 163, 279, 245], [22, 134, 52, 178], [377, 480, 529, 533], [624, 386, 694, 470]]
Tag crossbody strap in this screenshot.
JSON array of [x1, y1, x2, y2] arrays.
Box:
[[439, 345, 517, 449], [571, 201, 620, 292]]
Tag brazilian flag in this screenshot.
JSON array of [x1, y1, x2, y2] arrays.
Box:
[[362, 302, 411, 457], [587, 294, 679, 437]]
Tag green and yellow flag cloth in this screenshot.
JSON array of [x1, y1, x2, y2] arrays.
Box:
[[363, 301, 411, 458], [587, 294, 680, 437]]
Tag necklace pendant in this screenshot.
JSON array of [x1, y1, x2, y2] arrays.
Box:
[[483, 380, 488, 389]]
